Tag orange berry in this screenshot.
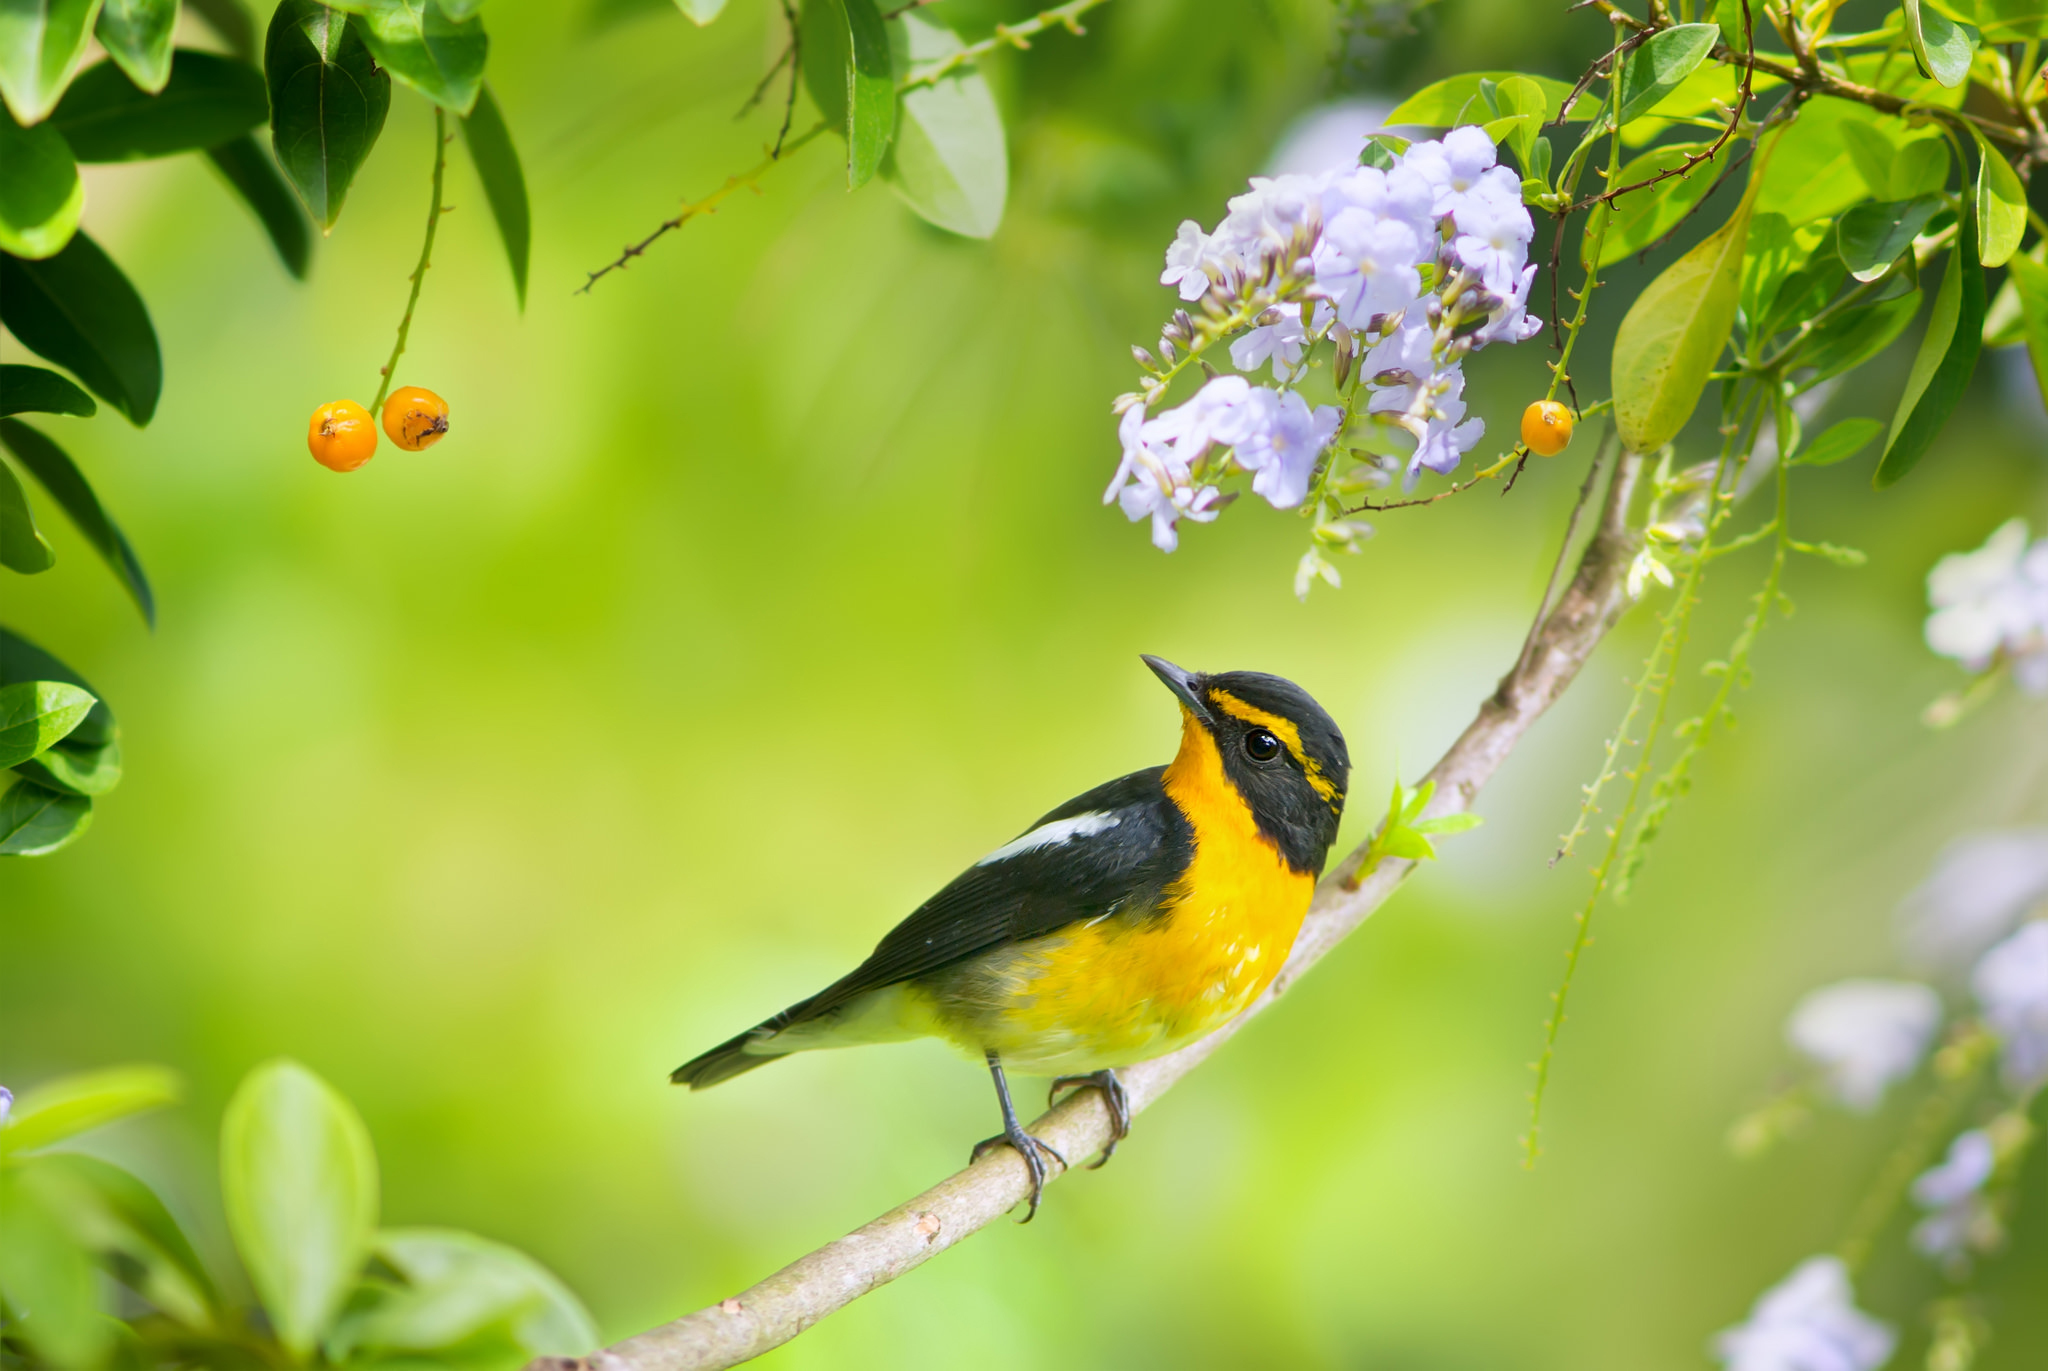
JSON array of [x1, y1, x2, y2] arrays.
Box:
[[381, 385, 449, 452], [308, 400, 378, 471], [1520, 400, 1574, 457]]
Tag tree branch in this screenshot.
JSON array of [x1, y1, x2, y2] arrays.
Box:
[[536, 450, 1647, 1371]]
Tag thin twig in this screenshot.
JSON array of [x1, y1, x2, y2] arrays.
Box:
[[372, 110, 449, 413], [772, 0, 800, 157], [530, 453, 1649, 1371]]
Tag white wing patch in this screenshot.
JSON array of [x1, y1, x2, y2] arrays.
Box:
[[976, 811, 1121, 866]]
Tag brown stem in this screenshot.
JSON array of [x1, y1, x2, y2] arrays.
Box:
[[528, 452, 1647, 1371]]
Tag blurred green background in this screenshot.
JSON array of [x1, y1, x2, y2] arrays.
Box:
[[6, 0, 2048, 1365]]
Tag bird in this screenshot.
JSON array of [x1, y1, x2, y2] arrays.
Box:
[[672, 655, 1349, 1217]]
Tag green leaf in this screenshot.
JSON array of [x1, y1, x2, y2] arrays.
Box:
[[0, 231, 161, 424], [1800, 280, 1921, 382], [220, 1059, 380, 1359], [1, 1064, 178, 1151], [1376, 827, 1437, 861], [1385, 70, 1586, 127], [1879, 213, 1986, 486], [53, 50, 268, 161], [460, 82, 528, 307], [265, 0, 392, 229], [18, 1153, 218, 1328], [1759, 236, 1848, 341], [1837, 197, 1941, 282], [0, 1168, 108, 1367], [0, 104, 83, 257], [1793, 415, 1883, 466], [0, 774, 91, 853], [1759, 102, 1897, 225], [673, 0, 727, 21], [0, 418, 155, 625], [1587, 141, 1723, 269], [1739, 211, 1795, 327], [94, 0, 176, 92], [1613, 172, 1758, 453], [187, 0, 256, 60], [352, 0, 487, 114], [1411, 811, 1483, 835], [207, 132, 312, 278], [1906, 0, 1979, 86], [1837, 117, 1898, 198], [0, 679, 94, 768], [1, 456, 56, 572], [800, 0, 894, 189], [0, 626, 121, 795], [1972, 129, 2026, 269], [1613, 23, 1719, 127], [0, 0, 102, 125], [880, 13, 1005, 239], [2003, 250, 2048, 414], [332, 1228, 599, 1360], [1, 362, 97, 416]]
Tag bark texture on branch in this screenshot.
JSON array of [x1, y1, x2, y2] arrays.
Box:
[[535, 451, 1646, 1371]]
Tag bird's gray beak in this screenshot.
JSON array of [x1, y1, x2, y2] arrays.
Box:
[[1142, 654, 1212, 724]]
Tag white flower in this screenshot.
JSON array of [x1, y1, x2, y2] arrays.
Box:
[[1897, 829, 2048, 975], [1972, 920, 2048, 1091], [1713, 1257, 1896, 1371], [1230, 303, 1309, 380], [1910, 1129, 1997, 1265], [1161, 220, 1218, 301], [1924, 519, 2048, 691], [1787, 979, 1943, 1112], [1217, 387, 1343, 510]]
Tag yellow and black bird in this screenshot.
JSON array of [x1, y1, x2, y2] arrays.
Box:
[[673, 655, 1348, 1215]]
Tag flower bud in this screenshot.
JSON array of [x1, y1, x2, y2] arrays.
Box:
[[1173, 309, 1195, 338], [1158, 337, 1179, 365], [1132, 344, 1158, 370]]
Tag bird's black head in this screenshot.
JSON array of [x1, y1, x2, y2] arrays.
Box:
[[1144, 655, 1350, 876]]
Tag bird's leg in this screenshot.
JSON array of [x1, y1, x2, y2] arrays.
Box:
[[969, 1050, 1067, 1221], [1048, 1069, 1131, 1168]]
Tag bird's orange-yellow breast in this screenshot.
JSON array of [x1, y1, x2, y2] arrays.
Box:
[[962, 709, 1315, 1074]]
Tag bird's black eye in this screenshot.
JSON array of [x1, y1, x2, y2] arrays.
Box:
[[1244, 728, 1281, 762]]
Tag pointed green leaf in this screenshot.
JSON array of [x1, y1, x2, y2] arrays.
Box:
[[94, 0, 176, 92], [1906, 0, 1979, 86], [0, 679, 94, 768], [1377, 827, 1437, 861], [673, 0, 727, 21], [331, 1228, 599, 1359], [207, 133, 313, 277], [0, 1168, 107, 1366], [0, 104, 82, 257], [0, 233, 160, 423], [0, 1064, 176, 1152], [220, 1059, 380, 1359], [265, 0, 391, 229], [1879, 213, 1986, 486], [53, 51, 268, 161], [1739, 211, 1795, 326], [1412, 811, 1483, 835], [1800, 280, 1921, 382], [1384, 70, 1586, 127], [0, 774, 92, 853], [0, 626, 121, 795], [800, 0, 892, 188], [2003, 250, 2048, 414], [1613, 173, 1758, 453], [352, 0, 487, 114], [1, 457, 56, 572], [881, 14, 1005, 239], [1837, 196, 1941, 281], [19, 1153, 218, 1329], [1971, 129, 2026, 268], [0, 418, 155, 625], [1588, 140, 1722, 270], [2, 363, 97, 416], [1792, 415, 1883, 466], [461, 82, 528, 307], [1613, 23, 1719, 128], [1838, 118, 1898, 197], [0, 0, 102, 125]]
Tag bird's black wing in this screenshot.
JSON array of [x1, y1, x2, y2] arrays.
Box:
[[784, 766, 1191, 1025]]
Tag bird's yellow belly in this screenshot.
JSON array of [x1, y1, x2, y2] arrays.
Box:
[[922, 810, 1316, 1076]]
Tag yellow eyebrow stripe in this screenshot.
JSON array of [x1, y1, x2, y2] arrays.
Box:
[[1208, 690, 1341, 807]]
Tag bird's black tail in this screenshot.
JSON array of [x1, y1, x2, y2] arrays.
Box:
[[671, 993, 823, 1089]]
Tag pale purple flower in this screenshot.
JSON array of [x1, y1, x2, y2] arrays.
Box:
[[1314, 209, 1425, 328], [1220, 388, 1343, 509], [1144, 374, 1253, 464], [0, 1086, 11, 1129], [1471, 262, 1544, 346], [1451, 170, 1537, 293], [1161, 220, 1218, 301], [1406, 126, 1501, 220], [1403, 369, 1484, 484], [1713, 1257, 1896, 1371], [1230, 303, 1310, 380], [1910, 1129, 1996, 1265], [1118, 476, 1222, 552], [1925, 519, 2048, 692], [1787, 979, 1943, 1112], [1361, 318, 1436, 410], [1898, 830, 2048, 974], [1973, 920, 2048, 1091]]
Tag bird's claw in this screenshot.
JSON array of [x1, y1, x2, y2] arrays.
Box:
[[970, 1127, 1067, 1221], [1048, 1069, 1131, 1169]]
